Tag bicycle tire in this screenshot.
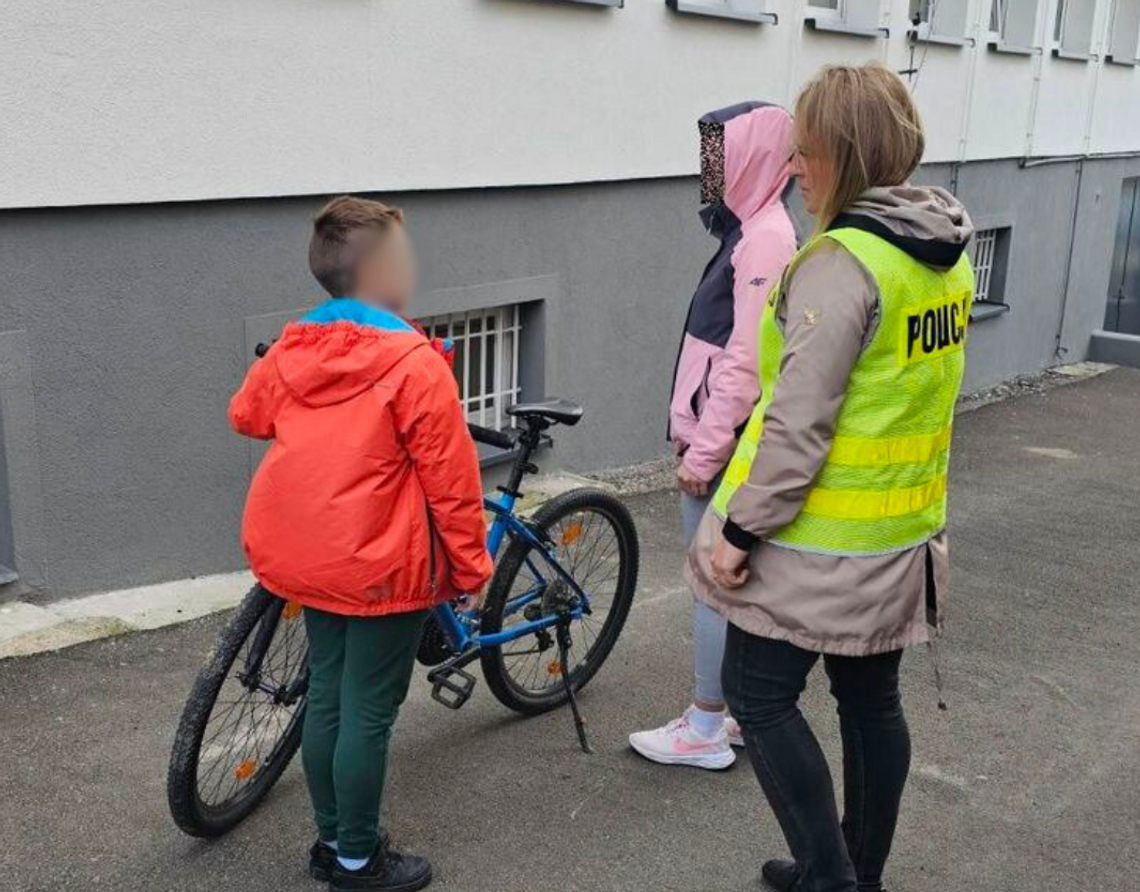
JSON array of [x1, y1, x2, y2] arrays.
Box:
[[167, 584, 307, 837], [479, 488, 639, 715]]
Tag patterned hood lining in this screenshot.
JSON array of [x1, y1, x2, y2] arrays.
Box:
[[699, 120, 726, 206], [697, 101, 794, 225]]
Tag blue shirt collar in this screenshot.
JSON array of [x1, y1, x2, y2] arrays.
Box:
[[302, 298, 415, 333]]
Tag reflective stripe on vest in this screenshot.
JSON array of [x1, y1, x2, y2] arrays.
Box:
[[712, 226, 974, 556]]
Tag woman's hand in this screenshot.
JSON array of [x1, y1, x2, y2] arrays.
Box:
[[711, 534, 751, 589], [676, 463, 709, 497]]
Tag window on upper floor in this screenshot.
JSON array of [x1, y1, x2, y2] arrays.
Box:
[[666, 0, 776, 23], [537, 0, 624, 6], [989, 0, 1043, 49], [418, 305, 523, 432], [805, 0, 888, 37], [1107, 0, 1140, 61], [909, 0, 972, 41], [1053, 0, 1098, 57]]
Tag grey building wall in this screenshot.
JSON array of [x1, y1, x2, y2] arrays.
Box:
[[1, 157, 1135, 601]]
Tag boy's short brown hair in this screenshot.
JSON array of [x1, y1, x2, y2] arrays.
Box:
[[308, 195, 405, 297]]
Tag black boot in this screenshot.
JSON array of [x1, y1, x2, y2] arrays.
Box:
[[761, 859, 799, 891], [309, 840, 337, 881], [329, 838, 432, 892], [762, 858, 887, 892]]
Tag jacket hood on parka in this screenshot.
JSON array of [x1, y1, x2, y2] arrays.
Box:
[[272, 299, 427, 408], [834, 184, 975, 269], [699, 102, 795, 232]]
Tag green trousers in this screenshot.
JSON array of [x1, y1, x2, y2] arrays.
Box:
[[302, 607, 428, 859]]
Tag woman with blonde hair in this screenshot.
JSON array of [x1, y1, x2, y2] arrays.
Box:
[[687, 62, 975, 892]]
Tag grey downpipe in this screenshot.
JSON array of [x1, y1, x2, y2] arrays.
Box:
[[1053, 158, 1085, 360]]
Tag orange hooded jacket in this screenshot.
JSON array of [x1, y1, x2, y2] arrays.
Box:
[[228, 298, 493, 616]]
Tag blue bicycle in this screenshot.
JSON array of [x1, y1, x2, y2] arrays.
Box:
[[168, 399, 640, 838]]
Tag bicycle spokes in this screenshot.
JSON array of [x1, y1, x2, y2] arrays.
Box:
[[494, 508, 624, 698], [196, 602, 308, 807]]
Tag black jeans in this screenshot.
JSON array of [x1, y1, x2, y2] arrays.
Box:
[[722, 624, 911, 892]]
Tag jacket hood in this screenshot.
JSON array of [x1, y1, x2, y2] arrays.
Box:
[[834, 185, 975, 268], [272, 299, 427, 407], [699, 102, 794, 229]]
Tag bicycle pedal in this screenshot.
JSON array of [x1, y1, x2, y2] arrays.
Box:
[[427, 665, 477, 710]]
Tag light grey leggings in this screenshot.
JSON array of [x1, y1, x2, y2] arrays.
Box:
[[681, 485, 728, 708]]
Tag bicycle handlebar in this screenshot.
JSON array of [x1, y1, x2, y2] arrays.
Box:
[[468, 423, 516, 451]]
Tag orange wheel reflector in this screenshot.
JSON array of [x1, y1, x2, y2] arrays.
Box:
[[547, 660, 563, 677], [234, 759, 258, 781], [561, 522, 584, 546], [283, 602, 303, 620]]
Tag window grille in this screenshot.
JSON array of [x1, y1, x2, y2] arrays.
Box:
[[971, 228, 1000, 303], [419, 305, 522, 431]]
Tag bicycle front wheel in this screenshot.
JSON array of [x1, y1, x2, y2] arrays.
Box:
[[167, 584, 309, 837], [479, 488, 639, 715]]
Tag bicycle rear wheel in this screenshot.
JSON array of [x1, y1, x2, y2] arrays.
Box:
[[480, 488, 638, 715], [167, 584, 309, 837]]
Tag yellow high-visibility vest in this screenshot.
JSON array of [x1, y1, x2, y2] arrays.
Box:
[[712, 226, 974, 555]]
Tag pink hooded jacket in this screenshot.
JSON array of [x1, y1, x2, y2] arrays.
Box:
[[668, 103, 797, 483]]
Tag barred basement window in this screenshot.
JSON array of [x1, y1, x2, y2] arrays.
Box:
[[419, 305, 522, 431], [972, 229, 998, 303], [970, 227, 1012, 305]]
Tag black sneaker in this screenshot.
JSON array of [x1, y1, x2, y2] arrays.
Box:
[[329, 839, 432, 892], [762, 859, 800, 891], [310, 841, 337, 882]]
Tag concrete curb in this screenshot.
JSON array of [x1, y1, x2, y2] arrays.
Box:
[[0, 572, 254, 660]]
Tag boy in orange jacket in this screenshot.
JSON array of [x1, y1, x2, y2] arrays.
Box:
[[229, 196, 492, 891]]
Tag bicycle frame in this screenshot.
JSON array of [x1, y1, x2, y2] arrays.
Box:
[[430, 491, 592, 654]]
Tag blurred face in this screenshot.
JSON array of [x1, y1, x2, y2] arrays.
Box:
[[790, 128, 833, 218], [351, 225, 418, 314]]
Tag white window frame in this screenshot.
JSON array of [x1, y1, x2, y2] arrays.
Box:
[[418, 305, 522, 432], [805, 0, 888, 36], [909, 0, 973, 42], [666, 0, 777, 24], [534, 0, 623, 6], [988, 0, 1044, 51], [1052, 0, 1098, 57], [1107, 0, 1140, 62], [807, 0, 844, 20]]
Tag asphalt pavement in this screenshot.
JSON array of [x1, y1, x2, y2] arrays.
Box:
[[2, 368, 1139, 892]]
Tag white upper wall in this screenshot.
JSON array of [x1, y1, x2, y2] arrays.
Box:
[[3, 0, 1139, 210]]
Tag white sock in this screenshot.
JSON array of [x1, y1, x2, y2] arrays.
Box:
[[688, 705, 725, 738], [321, 840, 338, 851], [337, 855, 369, 871]]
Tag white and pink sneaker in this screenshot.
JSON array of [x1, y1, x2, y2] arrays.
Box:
[[725, 715, 745, 748], [628, 708, 736, 770]]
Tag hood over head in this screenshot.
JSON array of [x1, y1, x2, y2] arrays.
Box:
[[699, 102, 794, 232], [834, 185, 975, 269], [272, 298, 427, 407]]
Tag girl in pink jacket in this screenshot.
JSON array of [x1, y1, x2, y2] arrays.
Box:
[[629, 102, 797, 770]]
